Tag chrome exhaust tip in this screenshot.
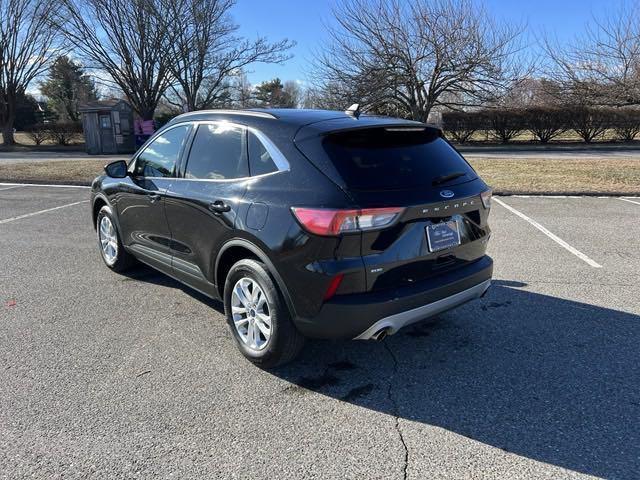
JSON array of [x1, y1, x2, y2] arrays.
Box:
[[371, 328, 390, 341], [480, 282, 492, 298]]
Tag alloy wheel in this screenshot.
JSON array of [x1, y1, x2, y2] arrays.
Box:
[[231, 277, 272, 351], [99, 216, 118, 265]]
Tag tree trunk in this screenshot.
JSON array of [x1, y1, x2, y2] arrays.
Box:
[[140, 106, 156, 122], [2, 96, 17, 145], [2, 121, 16, 146]]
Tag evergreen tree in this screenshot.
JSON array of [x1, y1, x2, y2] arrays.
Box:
[[40, 56, 98, 122], [254, 78, 285, 107], [14, 94, 45, 129]]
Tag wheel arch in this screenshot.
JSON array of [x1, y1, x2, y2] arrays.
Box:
[[92, 193, 125, 236], [92, 194, 109, 229], [215, 239, 297, 319]]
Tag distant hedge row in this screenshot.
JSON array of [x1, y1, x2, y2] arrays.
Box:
[[442, 107, 640, 143], [24, 122, 83, 145]]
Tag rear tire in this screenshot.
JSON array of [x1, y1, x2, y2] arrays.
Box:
[[96, 205, 136, 273], [224, 259, 304, 368]]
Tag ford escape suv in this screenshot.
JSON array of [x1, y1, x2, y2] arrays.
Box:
[[91, 108, 493, 367]]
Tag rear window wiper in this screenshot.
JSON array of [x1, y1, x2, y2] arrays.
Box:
[[432, 171, 466, 186]]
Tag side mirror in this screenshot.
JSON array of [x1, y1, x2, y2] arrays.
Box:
[[104, 160, 128, 179]]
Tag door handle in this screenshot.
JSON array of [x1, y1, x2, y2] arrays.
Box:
[[148, 193, 161, 203], [209, 200, 231, 214]]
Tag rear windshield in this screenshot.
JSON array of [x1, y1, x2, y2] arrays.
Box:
[[321, 128, 476, 190]]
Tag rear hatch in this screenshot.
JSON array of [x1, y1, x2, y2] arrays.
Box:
[[295, 120, 492, 292]]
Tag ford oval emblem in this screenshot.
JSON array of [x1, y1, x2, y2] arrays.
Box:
[[440, 190, 455, 199]]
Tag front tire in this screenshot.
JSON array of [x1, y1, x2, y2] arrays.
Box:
[[224, 259, 304, 368], [96, 205, 136, 273]]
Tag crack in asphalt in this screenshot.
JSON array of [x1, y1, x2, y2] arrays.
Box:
[[384, 341, 409, 480]]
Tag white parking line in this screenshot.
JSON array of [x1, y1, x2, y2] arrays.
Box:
[[0, 182, 90, 189], [0, 200, 89, 225], [511, 194, 582, 199], [494, 198, 603, 268], [619, 198, 640, 206], [0, 185, 22, 191]]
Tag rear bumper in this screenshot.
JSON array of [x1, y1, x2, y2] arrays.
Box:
[[294, 255, 493, 339], [354, 278, 490, 339]]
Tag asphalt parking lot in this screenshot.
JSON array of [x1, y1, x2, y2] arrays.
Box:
[[1, 184, 639, 479]]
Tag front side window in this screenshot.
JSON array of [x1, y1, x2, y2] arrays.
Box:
[[185, 123, 248, 180], [134, 125, 190, 178]]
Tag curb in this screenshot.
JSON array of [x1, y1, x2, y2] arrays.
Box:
[[0, 178, 91, 187], [493, 190, 640, 197]]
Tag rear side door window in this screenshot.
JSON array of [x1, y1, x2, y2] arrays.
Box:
[[184, 123, 248, 180], [133, 125, 190, 178]]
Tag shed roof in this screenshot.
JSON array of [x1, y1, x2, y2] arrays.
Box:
[[79, 99, 129, 112]]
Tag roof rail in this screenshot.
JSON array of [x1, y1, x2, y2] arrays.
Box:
[[177, 109, 277, 120]]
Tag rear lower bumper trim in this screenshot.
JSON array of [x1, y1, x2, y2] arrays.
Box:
[[353, 279, 491, 340]]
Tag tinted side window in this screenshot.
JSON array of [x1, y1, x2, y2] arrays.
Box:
[[248, 131, 278, 176], [185, 124, 248, 180], [134, 125, 189, 178]]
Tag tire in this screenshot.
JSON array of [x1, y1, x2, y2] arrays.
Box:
[[96, 205, 136, 273], [224, 259, 304, 368]]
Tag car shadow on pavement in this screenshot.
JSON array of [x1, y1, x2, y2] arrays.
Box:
[[121, 265, 225, 313], [120, 266, 638, 477], [271, 280, 640, 479]]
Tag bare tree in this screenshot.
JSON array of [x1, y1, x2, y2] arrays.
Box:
[[301, 83, 349, 110], [166, 0, 293, 111], [0, 0, 61, 145], [282, 81, 302, 108], [312, 0, 528, 121], [612, 108, 640, 141], [232, 71, 254, 108], [59, 0, 176, 121], [544, 3, 640, 107], [568, 106, 612, 143]]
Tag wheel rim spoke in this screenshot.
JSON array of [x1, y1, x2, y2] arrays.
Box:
[[240, 281, 253, 305], [252, 287, 261, 303], [256, 294, 267, 310], [232, 305, 247, 315], [234, 317, 249, 328], [255, 316, 271, 337], [248, 321, 257, 348], [256, 311, 271, 325], [233, 284, 249, 308]]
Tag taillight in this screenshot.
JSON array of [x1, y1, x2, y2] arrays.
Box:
[[291, 207, 404, 236], [480, 190, 492, 209]]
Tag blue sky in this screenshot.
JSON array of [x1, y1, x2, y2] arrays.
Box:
[[232, 0, 611, 85]]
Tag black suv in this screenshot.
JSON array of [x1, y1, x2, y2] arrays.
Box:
[[91, 108, 493, 367]]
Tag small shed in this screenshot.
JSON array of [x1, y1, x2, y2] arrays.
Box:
[[79, 100, 135, 154]]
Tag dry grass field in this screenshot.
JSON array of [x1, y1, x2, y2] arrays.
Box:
[[0, 160, 103, 184], [0, 132, 85, 147], [468, 157, 640, 194], [1, 156, 639, 194]]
